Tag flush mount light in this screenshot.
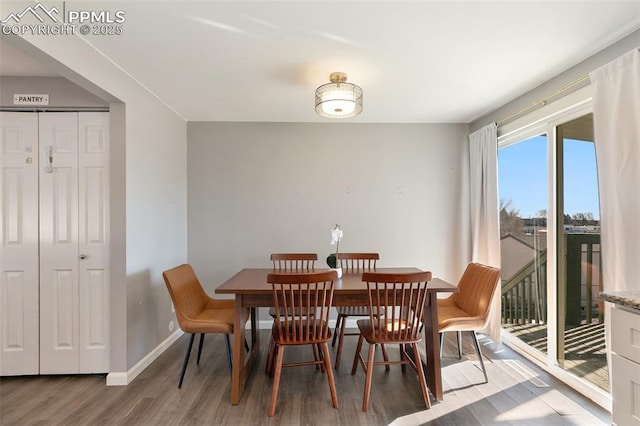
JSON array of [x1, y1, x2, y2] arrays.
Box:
[[314, 72, 363, 118]]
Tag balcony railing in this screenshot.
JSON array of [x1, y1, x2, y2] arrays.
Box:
[[502, 250, 547, 325], [501, 234, 602, 326]]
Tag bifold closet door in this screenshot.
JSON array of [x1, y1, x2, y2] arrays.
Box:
[[39, 112, 109, 374], [1, 111, 109, 376], [0, 112, 40, 375]]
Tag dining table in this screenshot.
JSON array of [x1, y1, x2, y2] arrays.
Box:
[[215, 267, 458, 405]]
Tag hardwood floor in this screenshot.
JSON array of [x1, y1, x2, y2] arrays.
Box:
[[0, 330, 610, 425]]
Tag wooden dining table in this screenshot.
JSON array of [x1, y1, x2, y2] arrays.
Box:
[[215, 267, 458, 405]]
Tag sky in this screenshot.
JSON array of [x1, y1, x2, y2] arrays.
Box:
[[498, 134, 600, 220]]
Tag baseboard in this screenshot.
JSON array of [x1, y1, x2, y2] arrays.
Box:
[[106, 329, 183, 386]]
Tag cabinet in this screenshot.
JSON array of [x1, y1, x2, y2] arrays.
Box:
[[611, 306, 640, 425]]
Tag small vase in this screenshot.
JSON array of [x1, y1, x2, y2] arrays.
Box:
[[331, 267, 342, 279]]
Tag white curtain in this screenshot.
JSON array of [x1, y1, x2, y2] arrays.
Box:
[[590, 47, 640, 294], [469, 122, 501, 343], [590, 48, 640, 377]]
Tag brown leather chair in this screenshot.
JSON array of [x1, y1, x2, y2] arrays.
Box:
[[267, 271, 339, 417], [351, 271, 433, 412], [438, 262, 501, 383], [163, 264, 235, 388], [331, 253, 384, 369]]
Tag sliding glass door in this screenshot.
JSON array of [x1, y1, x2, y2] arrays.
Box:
[[498, 111, 608, 394], [556, 114, 606, 391], [499, 134, 549, 355]]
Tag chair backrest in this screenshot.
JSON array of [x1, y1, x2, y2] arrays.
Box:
[[267, 271, 337, 343], [337, 252, 379, 271], [449, 262, 501, 324], [362, 271, 432, 342], [270, 253, 318, 271], [162, 264, 208, 327]]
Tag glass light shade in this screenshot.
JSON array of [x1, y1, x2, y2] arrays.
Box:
[[315, 80, 363, 118]]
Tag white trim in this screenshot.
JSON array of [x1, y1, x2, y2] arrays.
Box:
[[106, 329, 183, 386]]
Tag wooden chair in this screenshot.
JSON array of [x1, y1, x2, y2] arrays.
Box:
[[351, 271, 432, 412], [438, 262, 501, 383], [266, 253, 319, 374], [270, 252, 317, 271], [267, 271, 339, 417], [332, 253, 384, 369], [162, 264, 235, 388], [268, 253, 317, 318]]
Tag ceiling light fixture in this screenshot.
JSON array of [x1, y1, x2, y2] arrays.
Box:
[[315, 72, 363, 118]]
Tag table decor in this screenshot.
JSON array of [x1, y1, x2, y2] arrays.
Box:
[[327, 224, 343, 278]]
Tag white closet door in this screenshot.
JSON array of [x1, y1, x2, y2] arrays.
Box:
[[78, 112, 109, 373], [39, 112, 80, 374], [0, 112, 40, 375]]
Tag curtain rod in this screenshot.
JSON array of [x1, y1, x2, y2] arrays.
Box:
[[496, 73, 590, 126]]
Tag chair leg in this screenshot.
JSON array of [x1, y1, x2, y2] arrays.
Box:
[[332, 315, 343, 347], [317, 343, 325, 373], [457, 331, 463, 359], [178, 333, 196, 388], [351, 334, 365, 375], [411, 342, 431, 409], [265, 337, 275, 375], [362, 342, 376, 412], [321, 342, 339, 409], [400, 343, 407, 373], [196, 333, 205, 365], [268, 344, 285, 417], [334, 315, 348, 369], [439, 332, 444, 358], [224, 333, 232, 373], [471, 331, 488, 383], [313, 342, 321, 371], [381, 343, 390, 372]]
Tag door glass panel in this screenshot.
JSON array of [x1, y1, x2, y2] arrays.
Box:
[[557, 113, 607, 391], [499, 134, 548, 354]]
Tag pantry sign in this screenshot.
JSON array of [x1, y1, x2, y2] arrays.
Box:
[[14, 94, 50, 106]]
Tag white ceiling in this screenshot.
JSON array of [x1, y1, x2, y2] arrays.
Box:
[[2, 1, 639, 123]]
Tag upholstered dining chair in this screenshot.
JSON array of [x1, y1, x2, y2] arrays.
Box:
[[163, 264, 236, 388], [351, 271, 432, 412], [438, 262, 501, 383], [332, 253, 384, 369], [266, 271, 339, 417]]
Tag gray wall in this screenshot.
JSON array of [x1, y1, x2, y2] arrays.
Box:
[[187, 122, 471, 301]]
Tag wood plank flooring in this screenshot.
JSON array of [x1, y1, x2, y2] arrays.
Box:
[[0, 330, 610, 425]]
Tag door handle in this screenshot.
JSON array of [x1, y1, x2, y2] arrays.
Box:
[[79, 254, 88, 260]]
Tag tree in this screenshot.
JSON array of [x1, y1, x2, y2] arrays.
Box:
[[499, 199, 525, 237]]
